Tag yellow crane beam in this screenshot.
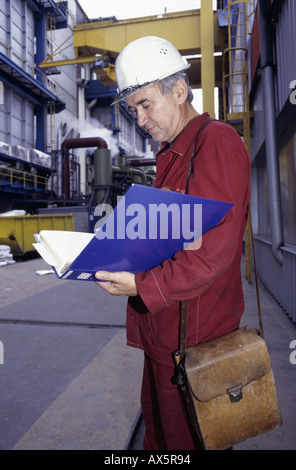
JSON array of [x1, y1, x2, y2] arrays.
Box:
[[39, 9, 226, 106], [73, 10, 225, 57], [40, 56, 96, 67]]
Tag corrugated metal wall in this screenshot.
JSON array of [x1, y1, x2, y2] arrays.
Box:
[[0, 0, 35, 75], [254, 238, 296, 323], [251, 0, 296, 324], [275, 0, 296, 112], [0, 0, 35, 147]]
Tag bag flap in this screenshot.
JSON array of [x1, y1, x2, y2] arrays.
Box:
[[185, 327, 271, 402]]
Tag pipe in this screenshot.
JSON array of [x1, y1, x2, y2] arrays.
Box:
[[258, 0, 284, 264], [112, 167, 147, 186], [87, 98, 97, 110], [94, 148, 112, 205], [61, 137, 108, 152], [61, 137, 108, 199], [126, 158, 156, 167]]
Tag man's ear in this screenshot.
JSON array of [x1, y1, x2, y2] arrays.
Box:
[[174, 78, 188, 104]]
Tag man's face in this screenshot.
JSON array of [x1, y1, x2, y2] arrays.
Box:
[[126, 83, 183, 143]]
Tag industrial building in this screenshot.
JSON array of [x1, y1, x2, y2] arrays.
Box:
[[0, 0, 152, 214], [0, 0, 295, 451], [0, 0, 295, 322]]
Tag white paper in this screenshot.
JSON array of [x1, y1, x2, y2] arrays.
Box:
[[34, 230, 94, 276]]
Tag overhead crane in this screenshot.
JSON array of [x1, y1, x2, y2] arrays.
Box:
[[39, 5, 226, 118]]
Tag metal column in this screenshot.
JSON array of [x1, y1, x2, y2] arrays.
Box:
[[201, 0, 215, 118], [258, 0, 284, 264]]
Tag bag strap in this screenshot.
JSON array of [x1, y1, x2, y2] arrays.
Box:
[[179, 227, 264, 359], [250, 214, 264, 338], [179, 118, 214, 360], [186, 118, 216, 194], [179, 120, 264, 363]]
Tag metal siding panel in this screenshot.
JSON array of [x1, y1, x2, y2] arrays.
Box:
[[275, 0, 296, 112], [26, 101, 34, 148], [26, 5, 35, 73], [256, 238, 296, 324], [11, 92, 24, 145], [250, 6, 260, 82], [250, 81, 265, 158], [0, 85, 9, 142], [0, 1, 9, 54]]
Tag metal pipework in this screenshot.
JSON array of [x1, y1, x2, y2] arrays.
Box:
[[258, 0, 284, 264], [112, 166, 147, 186], [94, 147, 112, 205], [61, 137, 108, 199]]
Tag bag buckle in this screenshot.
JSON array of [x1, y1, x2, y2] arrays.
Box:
[[172, 350, 186, 388], [227, 383, 243, 403]]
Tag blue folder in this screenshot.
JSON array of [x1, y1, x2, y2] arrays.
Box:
[[58, 184, 233, 281]]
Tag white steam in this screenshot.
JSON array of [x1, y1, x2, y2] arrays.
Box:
[[79, 118, 119, 157], [59, 111, 119, 157]]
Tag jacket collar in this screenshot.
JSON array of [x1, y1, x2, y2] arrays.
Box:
[[157, 113, 211, 157]]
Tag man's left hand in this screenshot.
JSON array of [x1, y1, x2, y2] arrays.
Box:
[[95, 271, 138, 297]]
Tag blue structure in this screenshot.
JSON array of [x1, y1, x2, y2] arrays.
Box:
[[0, 0, 68, 208]]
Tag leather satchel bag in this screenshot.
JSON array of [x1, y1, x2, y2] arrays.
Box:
[[173, 230, 282, 450]]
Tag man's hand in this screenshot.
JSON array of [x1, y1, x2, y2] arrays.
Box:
[[95, 271, 138, 297]]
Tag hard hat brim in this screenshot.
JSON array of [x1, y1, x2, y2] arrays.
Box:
[[111, 63, 191, 106], [111, 81, 156, 105]]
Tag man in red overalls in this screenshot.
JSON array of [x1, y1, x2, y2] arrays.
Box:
[[95, 36, 250, 450]]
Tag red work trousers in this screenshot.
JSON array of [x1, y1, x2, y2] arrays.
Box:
[[140, 354, 197, 450]]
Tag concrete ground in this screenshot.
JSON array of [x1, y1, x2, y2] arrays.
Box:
[[0, 254, 143, 450], [0, 254, 295, 450]]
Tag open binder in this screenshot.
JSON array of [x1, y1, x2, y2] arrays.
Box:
[[33, 184, 233, 281]]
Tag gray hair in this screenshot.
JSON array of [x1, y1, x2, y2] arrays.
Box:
[[157, 71, 194, 103]]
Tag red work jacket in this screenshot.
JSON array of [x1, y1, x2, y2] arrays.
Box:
[[126, 113, 251, 366]]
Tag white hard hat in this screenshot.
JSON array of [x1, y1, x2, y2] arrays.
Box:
[[112, 36, 190, 104]]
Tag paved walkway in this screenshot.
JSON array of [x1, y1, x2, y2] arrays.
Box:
[[0, 256, 143, 450], [0, 255, 295, 450]]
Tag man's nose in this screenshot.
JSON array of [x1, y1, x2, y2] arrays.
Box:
[[137, 108, 147, 128]]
